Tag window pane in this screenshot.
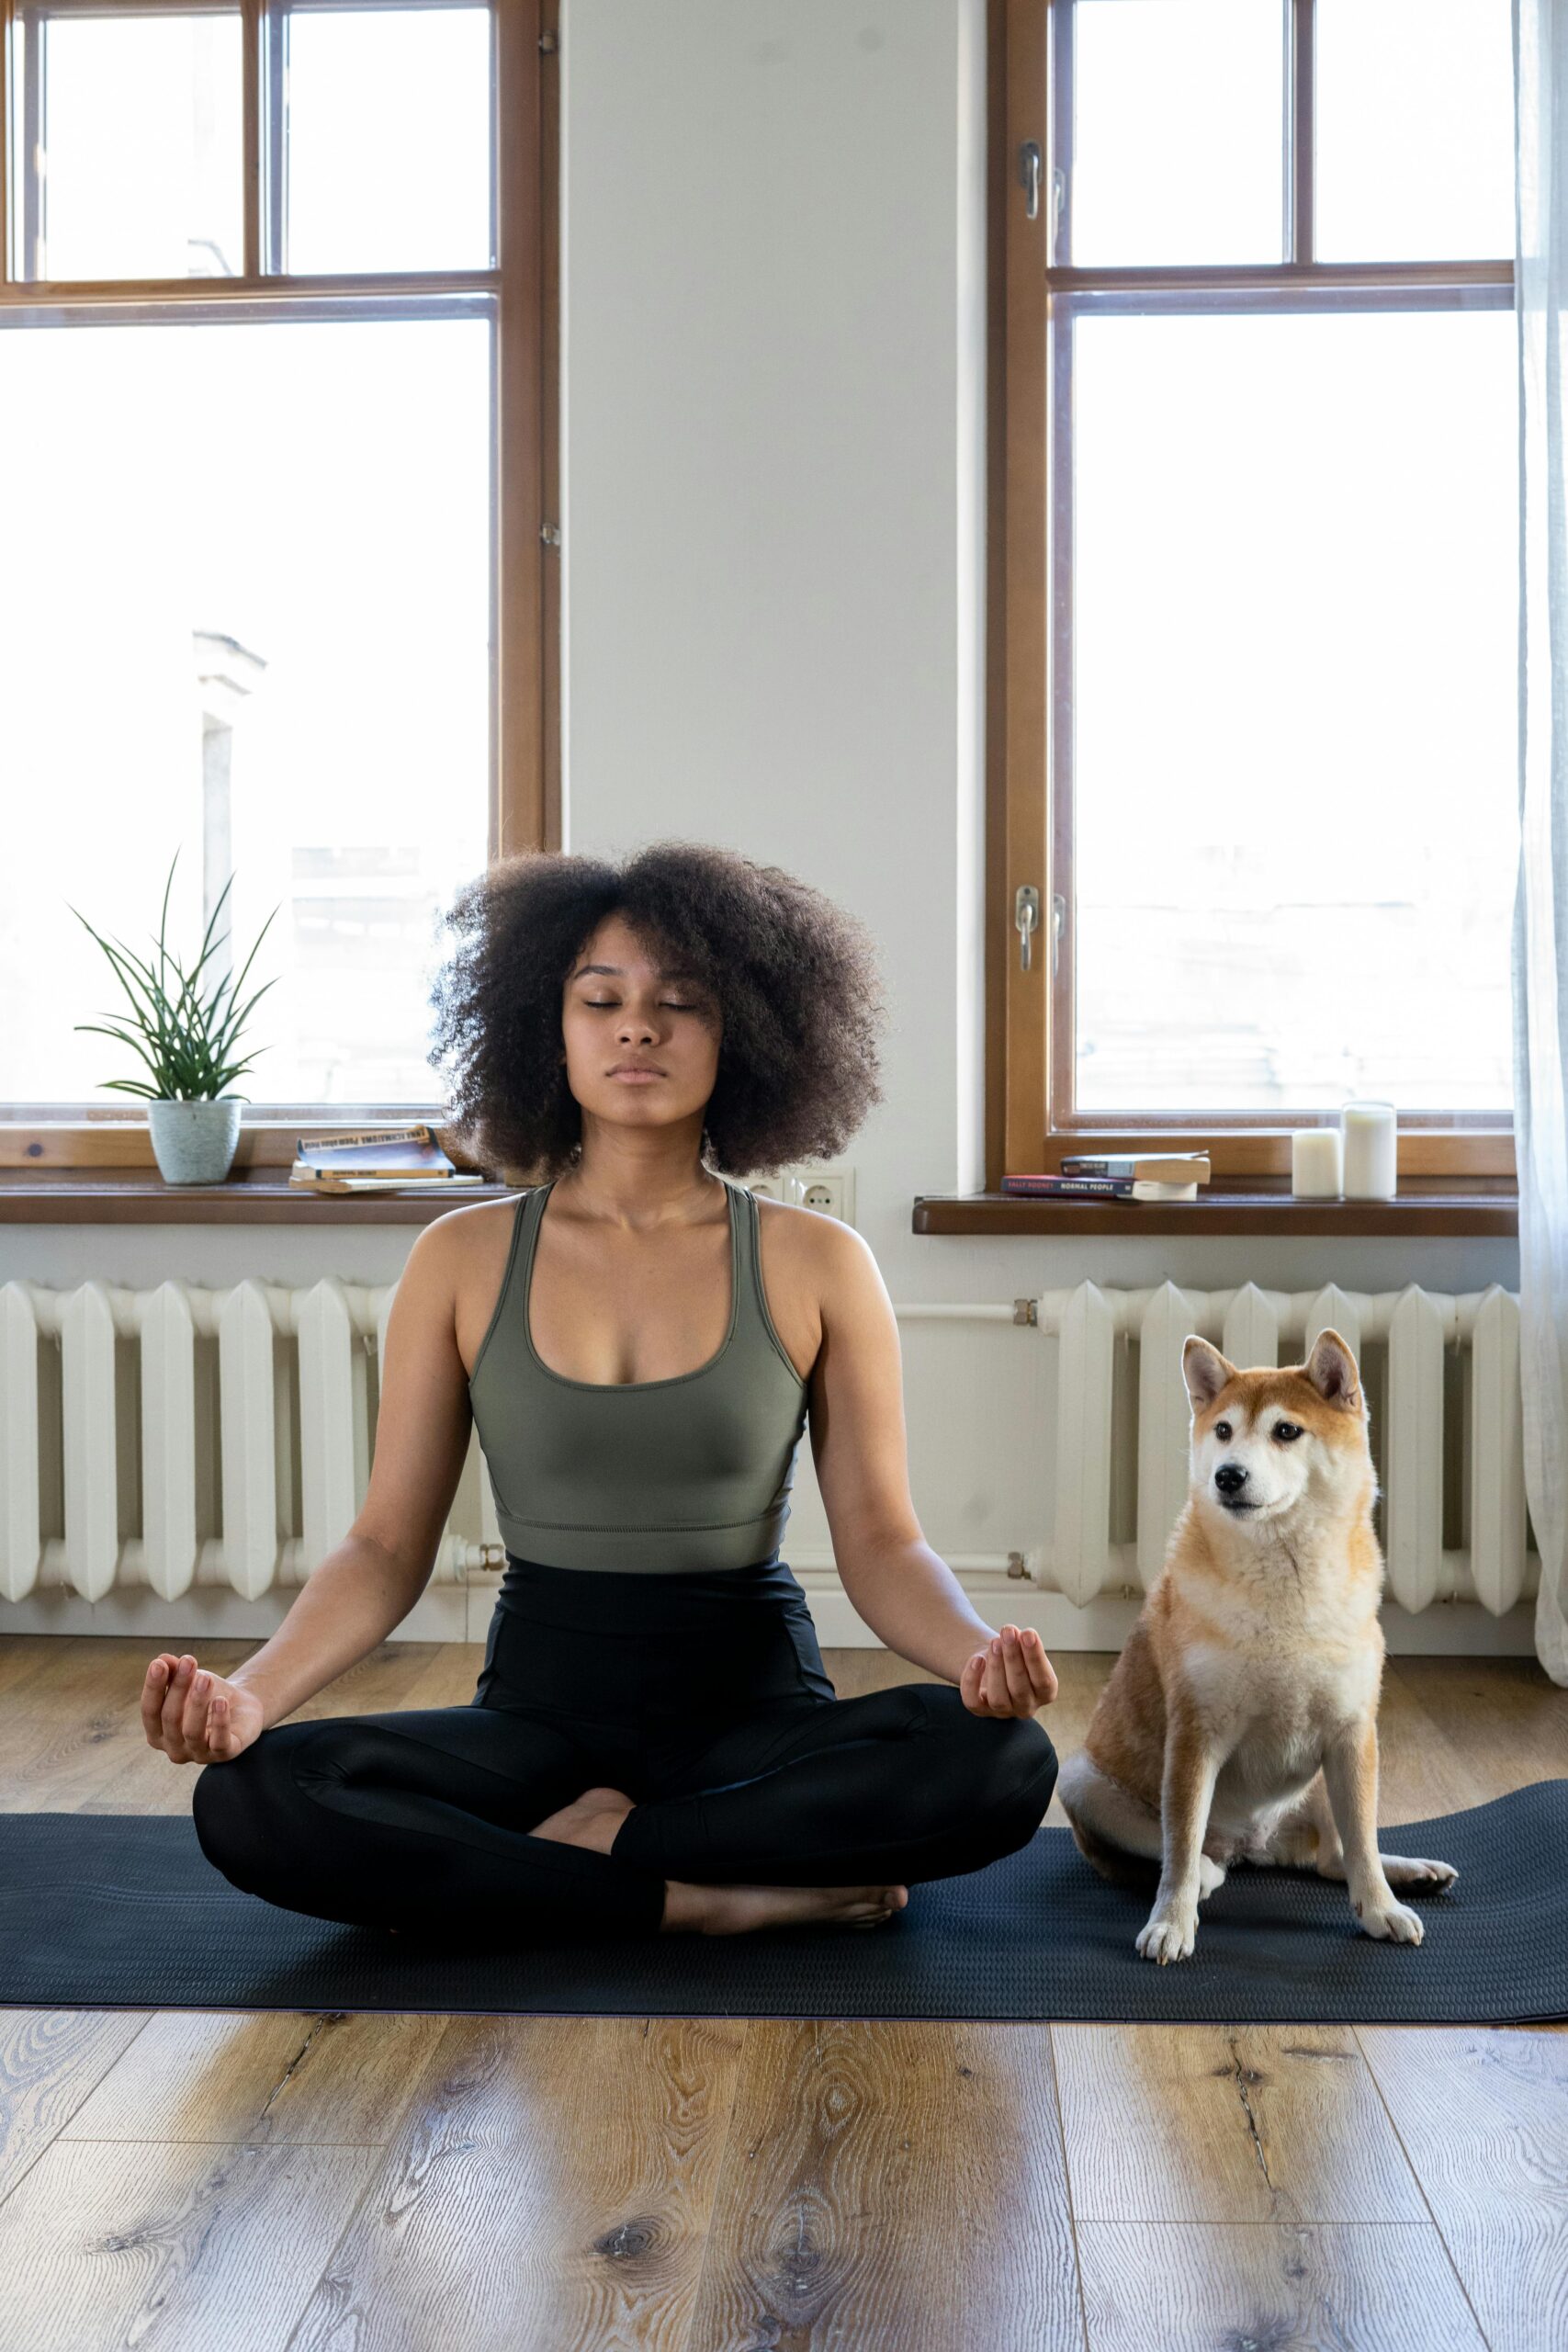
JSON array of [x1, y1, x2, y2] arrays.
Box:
[[283, 6, 493, 273], [1315, 0, 1516, 261], [17, 9, 242, 281], [0, 316, 491, 1104], [1070, 0, 1285, 266], [1069, 304, 1517, 1114]]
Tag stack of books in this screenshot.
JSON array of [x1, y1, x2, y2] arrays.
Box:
[[1001, 1153, 1212, 1204], [288, 1123, 487, 1194]]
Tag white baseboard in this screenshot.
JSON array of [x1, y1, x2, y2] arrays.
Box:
[[0, 1585, 471, 1645], [0, 1579, 1538, 1659], [795, 1587, 1539, 1657]]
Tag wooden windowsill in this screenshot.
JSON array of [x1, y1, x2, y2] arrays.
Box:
[[0, 1170, 1522, 1238], [0, 1168, 516, 1225], [914, 1181, 1520, 1239]]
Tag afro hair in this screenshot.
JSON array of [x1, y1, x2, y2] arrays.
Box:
[[427, 839, 889, 1182]]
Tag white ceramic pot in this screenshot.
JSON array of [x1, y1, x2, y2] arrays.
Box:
[[146, 1096, 243, 1185]]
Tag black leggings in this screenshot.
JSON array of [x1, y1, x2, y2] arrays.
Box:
[[191, 1553, 1059, 1942]]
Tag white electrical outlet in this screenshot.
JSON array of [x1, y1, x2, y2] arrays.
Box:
[[742, 1173, 787, 1203], [785, 1165, 855, 1224]]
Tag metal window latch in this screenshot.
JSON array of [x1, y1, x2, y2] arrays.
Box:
[[539, 522, 561, 548], [1015, 884, 1040, 972], [1019, 141, 1042, 222], [1052, 892, 1066, 977]]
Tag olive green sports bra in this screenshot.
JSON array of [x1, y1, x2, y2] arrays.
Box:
[[466, 1175, 812, 1572]]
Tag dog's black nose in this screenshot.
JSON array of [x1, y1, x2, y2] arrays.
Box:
[[1213, 1462, 1248, 1495]]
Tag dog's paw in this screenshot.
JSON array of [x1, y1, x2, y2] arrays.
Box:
[[1135, 1906, 1197, 1964], [1197, 1854, 1228, 1898], [1379, 1853, 1459, 1890], [1356, 1895, 1425, 1945]]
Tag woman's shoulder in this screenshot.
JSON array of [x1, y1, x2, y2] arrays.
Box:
[[431, 1192, 539, 1379], [413, 1189, 536, 1289], [751, 1192, 880, 1376], [752, 1189, 874, 1267]]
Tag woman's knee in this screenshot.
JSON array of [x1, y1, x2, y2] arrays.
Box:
[[190, 1734, 302, 1887], [951, 1706, 1057, 1830], [993, 1712, 1058, 1808], [952, 1717, 1056, 1866], [190, 1750, 253, 1877], [904, 1686, 1056, 1824]]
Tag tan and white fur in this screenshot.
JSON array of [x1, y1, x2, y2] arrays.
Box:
[[1057, 1329, 1458, 1964]]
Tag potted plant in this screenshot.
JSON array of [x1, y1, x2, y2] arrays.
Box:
[[69, 849, 281, 1186]]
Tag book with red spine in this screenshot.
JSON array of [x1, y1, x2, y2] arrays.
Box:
[[1000, 1172, 1200, 1202]]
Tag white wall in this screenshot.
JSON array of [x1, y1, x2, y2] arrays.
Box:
[[0, 1, 1527, 1653], [556, 0, 1526, 1645], [557, 1, 1525, 1284], [560, 0, 990, 1213]]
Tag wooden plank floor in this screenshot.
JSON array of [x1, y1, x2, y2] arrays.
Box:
[[1, 1634, 1564, 2350]]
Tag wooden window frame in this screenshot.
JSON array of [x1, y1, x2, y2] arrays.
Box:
[[986, 0, 1517, 1188], [0, 0, 558, 1173]]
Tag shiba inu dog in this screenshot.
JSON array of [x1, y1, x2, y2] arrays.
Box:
[[1057, 1328, 1458, 1963]]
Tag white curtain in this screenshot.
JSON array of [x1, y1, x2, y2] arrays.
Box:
[[1516, 0, 1568, 1683]]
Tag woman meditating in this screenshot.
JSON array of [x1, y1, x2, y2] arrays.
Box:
[[146, 841, 1060, 1942]]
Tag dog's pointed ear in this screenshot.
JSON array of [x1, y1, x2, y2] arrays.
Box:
[[1182, 1335, 1235, 1414], [1304, 1327, 1363, 1411]]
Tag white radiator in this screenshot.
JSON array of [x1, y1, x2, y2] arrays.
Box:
[[1023, 1280, 1533, 1616], [0, 1275, 493, 1604], [0, 1273, 1534, 1631]]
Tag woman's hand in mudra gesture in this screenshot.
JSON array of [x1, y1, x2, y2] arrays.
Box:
[[961, 1624, 1058, 1719], [141, 1652, 263, 1765]]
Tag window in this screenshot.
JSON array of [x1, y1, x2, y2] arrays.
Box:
[[0, 0, 558, 1148], [989, 0, 1517, 1180]]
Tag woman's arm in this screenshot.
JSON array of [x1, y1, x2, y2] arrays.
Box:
[[143, 1212, 479, 1757], [804, 1215, 1058, 1713], [220, 1526, 443, 1733]]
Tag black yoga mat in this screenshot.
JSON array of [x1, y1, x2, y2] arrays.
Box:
[[3, 1781, 1564, 2026]]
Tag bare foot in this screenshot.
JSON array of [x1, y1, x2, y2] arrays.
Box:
[[388, 1879, 909, 1939], [382, 1785, 637, 1935], [527, 1784, 637, 1856], [661, 1880, 910, 1935], [530, 1792, 913, 1934], [381, 1785, 913, 1940]]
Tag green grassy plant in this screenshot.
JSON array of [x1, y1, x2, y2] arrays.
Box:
[[69, 849, 281, 1103]]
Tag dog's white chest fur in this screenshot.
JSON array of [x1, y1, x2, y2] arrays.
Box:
[[1177, 1546, 1382, 1826]]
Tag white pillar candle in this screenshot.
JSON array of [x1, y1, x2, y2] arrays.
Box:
[[1340, 1099, 1398, 1199], [1292, 1128, 1343, 1197]]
